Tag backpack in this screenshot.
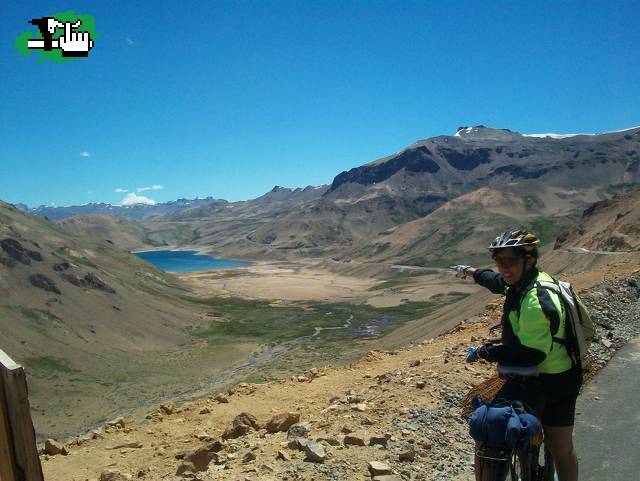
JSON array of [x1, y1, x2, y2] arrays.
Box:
[[522, 277, 594, 369]]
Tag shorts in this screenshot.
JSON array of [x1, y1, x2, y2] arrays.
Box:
[[492, 367, 583, 427]]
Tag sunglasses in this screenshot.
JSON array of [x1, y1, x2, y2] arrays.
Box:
[[492, 255, 525, 267]]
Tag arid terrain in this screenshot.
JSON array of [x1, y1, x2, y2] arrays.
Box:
[[39, 247, 640, 481]]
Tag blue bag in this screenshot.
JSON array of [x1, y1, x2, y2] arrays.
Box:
[[469, 399, 542, 452]]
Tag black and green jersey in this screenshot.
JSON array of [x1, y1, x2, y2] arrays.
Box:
[[473, 267, 573, 374]]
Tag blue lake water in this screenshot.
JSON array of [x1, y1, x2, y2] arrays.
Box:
[[135, 250, 249, 272]]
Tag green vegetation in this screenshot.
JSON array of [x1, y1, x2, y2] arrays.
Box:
[[188, 295, 464, 344], [23, 355, 75, 374], [7, 306, 62, 333], [70, 255, 98, 269], [528, 217, 556, 245], [368, 270, 427, 290]]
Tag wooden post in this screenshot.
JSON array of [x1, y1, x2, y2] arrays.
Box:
[[0, 349, 44, 481], [0, 368, 18, 481]]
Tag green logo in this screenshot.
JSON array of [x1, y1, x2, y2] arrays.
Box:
[[16, 10, 97, 63]]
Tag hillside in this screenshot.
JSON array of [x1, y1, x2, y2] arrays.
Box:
[[0, 202, 254, 440], [55, 215, 154, 251], [554, 187, 640, 252]]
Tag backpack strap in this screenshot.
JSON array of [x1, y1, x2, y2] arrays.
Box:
[[516, 279, 564, 341]]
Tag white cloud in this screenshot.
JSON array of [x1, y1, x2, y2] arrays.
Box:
[[137, 184, 163, 193], [80, 151, 91, 157], [121, 193, 156, 206], [114, 188, 128, 193]]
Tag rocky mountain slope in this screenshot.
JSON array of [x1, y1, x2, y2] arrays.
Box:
[[54, 215, 158, 251], [554, 188, 640, 252], [244, 126, 640, 258]]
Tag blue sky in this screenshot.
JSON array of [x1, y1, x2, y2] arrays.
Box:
[[2, 1, 639, 207]]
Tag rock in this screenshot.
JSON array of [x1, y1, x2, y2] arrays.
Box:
[[352, 403, 367, 412], [398, 447, 416, 461], [276, 450, 291, 461], [343, 435, 366, 446], [99, 470, 133, 481], [369, 436, 388, 447], [160, 401, 176, 415], [317, 436, 341, 446], [234, 412, 263, 430], [287, 437, 310, 451], [602, 339, 613, 348], [106, 417, 126, 429], [28, 274, 61, 294], [223, 412, 262, 439], [0, 238, 42, 265], [340, 426, 353, 434], [372, 476, 402, 481], [44, 439, 68, 456], [242, 451, 256, 463], [304, 441, 326, 463], [215, 394, 229, 403], [199, 407, 211, 414], [368, 461, 393, 476], [415, 381, 426, 389], [266, 412, 300, 433], [176, 442, 223, 474], [409, 359, 421, 367], [287, 423, 310, 439], [108, 441, 143, 449]]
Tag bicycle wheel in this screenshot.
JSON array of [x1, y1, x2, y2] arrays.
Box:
[[509, 448, 537, 481]]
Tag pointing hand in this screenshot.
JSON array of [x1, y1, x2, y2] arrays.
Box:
[[450, 264, 471, 279], [58, 20, 93, 57]]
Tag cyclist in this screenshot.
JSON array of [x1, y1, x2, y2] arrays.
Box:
[[452, 228, 582, 481]]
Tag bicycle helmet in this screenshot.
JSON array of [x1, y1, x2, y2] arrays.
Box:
[[488, 228, 540, 255]]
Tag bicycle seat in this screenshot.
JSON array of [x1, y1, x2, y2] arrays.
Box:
[[497, 364, 540, 377]]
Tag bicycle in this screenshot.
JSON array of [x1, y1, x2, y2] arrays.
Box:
[[470, 364, 556, 481]]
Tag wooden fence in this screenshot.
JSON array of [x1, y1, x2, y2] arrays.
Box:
[[0, 349, 44, 481]]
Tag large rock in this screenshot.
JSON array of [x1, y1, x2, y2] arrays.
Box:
[[160, 401, 176, 414], [368, 461, 393, 476], [28, 274, 61, 294], [44, 439, 68, 456], [222, 412, 262, 439], [344, 435, 366, 446], [266, 412, 300, 433], [0, 238, 42, 265], [287, 423, 310, 440], [175, 441, 224, 474], [304, 441, 326, 463]]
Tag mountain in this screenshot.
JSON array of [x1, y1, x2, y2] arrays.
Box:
[[0, 201, 206, 439], [26, 197, 227, 221], [215, 125, 640, 259], [554, 187, 640, 252], [54, 215, 156, 251]]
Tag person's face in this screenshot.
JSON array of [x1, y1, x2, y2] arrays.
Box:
[[493, 248, 532, 285]]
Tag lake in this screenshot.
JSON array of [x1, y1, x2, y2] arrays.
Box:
[[135, 250, 250, 272]]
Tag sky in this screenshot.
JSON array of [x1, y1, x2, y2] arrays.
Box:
[[2, 1, 639, 208]]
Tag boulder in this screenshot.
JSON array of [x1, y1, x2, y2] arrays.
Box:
[[343, 435, 366, 446], [160, 401, 176, 415], [368, 461, 393, 476], [44, 439, 68, 456], [0, 238, 42, 265], [304, 442, 326, 463], [28, 274, 61, 294], [369, 436, 388, 447], [223, 412, 262, 439], [266, 412, 300, 433], [214, 394, 229, 403], [276, 450, 291, 461], [175, 442, 223, 474], [287, 423, 310, 440]]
